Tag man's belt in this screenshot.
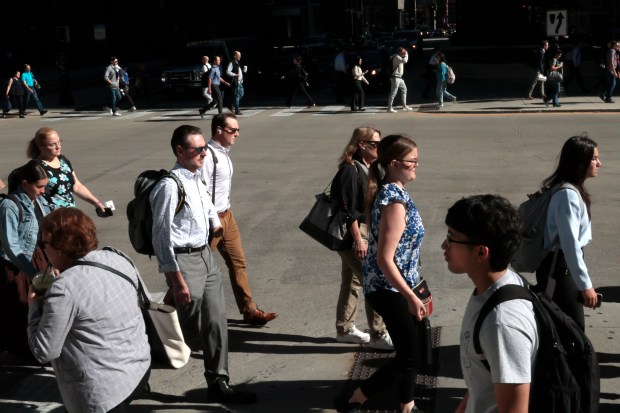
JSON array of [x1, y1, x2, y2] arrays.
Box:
[[173, 245, 207, 254]]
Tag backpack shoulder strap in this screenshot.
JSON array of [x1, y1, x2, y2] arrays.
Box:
[[473, 283, 535, 370], [0, 193, 24, 222], [161, 172, 186, 215]]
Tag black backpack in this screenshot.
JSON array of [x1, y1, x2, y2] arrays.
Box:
[[474, 277, 600, 413], [126, 170, 185, 256]]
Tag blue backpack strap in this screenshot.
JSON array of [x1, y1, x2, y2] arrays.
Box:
[[472, 283, 536, 371]]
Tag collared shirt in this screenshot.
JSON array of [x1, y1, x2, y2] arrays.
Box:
[[149, 164, 221, 273], [202, 139, 233, 213], [227, 60, 243, 83], [27, 249, 151, 413], [21, 71, 35, 87], [209, 65, 222, 85]]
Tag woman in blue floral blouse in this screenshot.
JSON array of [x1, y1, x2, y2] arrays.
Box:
[[335, 134, 426, 413], [27, 127, 106, 214]]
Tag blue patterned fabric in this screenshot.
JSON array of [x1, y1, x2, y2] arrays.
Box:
[[363, 182, 424, 294], [40, 155, 76, 210]]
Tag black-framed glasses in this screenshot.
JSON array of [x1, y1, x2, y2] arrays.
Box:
[[397, 158, 419, 166], [361, 140, 379, 148], [222, 127, 240, 134], [445, 232, 479, 246], [183, 145, 208, 155]]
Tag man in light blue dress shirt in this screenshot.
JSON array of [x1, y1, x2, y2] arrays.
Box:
[[150, 124, 256, 405]]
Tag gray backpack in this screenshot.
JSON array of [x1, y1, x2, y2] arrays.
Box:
[[510, 183, 577, 273]]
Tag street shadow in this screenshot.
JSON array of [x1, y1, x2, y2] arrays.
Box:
[[597, 286, 620, 303]]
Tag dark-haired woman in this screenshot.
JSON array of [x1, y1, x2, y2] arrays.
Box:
[[351, 56, 368, 111], [0, 160, 49, 356], [536, 134, 601, 331], [5, 70, 26, 118], [28, 208, 151, 413], [27, 127, 107, 213], [335, 134, 426, 413]]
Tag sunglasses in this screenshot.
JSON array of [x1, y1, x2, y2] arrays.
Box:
[[361, 140, 379, 148], [183, 145, 208, 155]]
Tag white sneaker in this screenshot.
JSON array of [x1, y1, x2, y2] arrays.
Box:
[[129, 106, 136, 112], [336, 326, 370, 344], [452, 96, 457, 104], [113, 112, 122, 116], [369, 332, 395, 351], [104, 107, 112, 114], [439, 103, 444, 107], [402, 105, 412, 111], [387, 107, 397, 113]]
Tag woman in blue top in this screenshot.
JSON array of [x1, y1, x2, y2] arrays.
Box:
[[435, 51, 456, 107], [335, 134, 427, 413], [27, 127, 107, 213], [0, 160, 49, 356], [536, 134, 601, 330]]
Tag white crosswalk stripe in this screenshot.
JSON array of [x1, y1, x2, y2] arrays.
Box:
[[151, 110, 194, 120], [311, 105, 346, 116], [271, 107, 305, 117]]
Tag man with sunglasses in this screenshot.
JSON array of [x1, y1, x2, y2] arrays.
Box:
[[443, 195, 538, 413], [150, 125, 256, 405], [202, 114, 277, 326]]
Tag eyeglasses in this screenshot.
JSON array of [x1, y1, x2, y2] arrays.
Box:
[[222, 127, 240, 134], [397, 158, 419, 166], [37, 240, 49, 249], [183, 145, 208, 155], [445, 232, 479, 246], [361, 140, 379, 148], [45, 140, 63, 148]]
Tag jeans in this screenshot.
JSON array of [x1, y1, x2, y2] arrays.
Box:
[[362, 289, 420, 404], [232, 83, 244, 110], [545, 81, 561, 106], [25, 88, 45, 113], [110, 88, 122, 113], [209, 209, 256, 314], [388, 77, 407, 108], [436, 80, 456, 104], [604, 71, 616, 101]]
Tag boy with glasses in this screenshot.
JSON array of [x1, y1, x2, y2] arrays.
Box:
[[442, 195, 538, 413]]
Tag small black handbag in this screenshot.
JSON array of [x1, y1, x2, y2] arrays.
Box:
[[299, 180, 352, 251]]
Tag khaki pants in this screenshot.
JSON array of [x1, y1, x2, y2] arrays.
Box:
[[210, 209, 256, 314], [335, 224, 386, 337]]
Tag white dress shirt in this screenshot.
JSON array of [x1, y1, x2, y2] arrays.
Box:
[[150, 164, 221, 273], [203, 139, 233, 213]]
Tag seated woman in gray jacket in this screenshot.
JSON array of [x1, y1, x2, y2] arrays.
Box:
[[27, 208, 151, 413]]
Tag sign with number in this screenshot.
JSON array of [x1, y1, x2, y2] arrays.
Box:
[[547, 10, 567, 36]]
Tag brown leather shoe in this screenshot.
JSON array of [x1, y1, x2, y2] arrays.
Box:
[[243, 308, 278, 325]]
